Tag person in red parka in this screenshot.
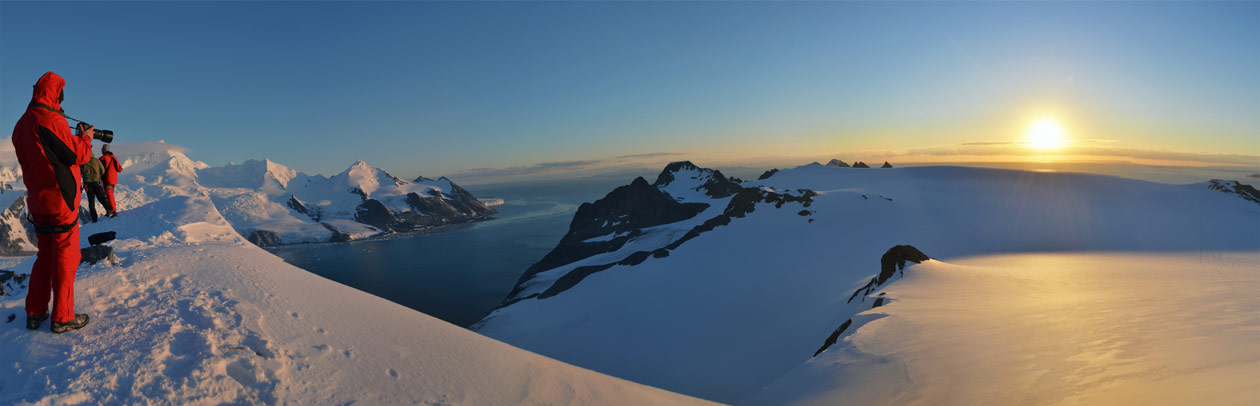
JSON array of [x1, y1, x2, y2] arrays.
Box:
[[99, 143, 121, 217], [11, 72, 94, 333]]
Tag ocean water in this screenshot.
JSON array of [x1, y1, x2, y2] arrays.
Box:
[[266, 177, 634, 327]]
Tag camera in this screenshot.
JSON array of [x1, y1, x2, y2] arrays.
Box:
[[76, 122, 113, 143]]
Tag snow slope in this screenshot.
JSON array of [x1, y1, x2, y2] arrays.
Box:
[[0, 196, 713, 405], [745, 252, 1260, 405], [477, 162, 1260, 404]]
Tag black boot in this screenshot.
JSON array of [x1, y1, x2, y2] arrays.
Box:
[[26, 314, 48, 330], [51, 314, 89, 334]]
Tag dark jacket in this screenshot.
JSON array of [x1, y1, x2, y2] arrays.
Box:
[[82, 154, 104, 183], [11, 72, 92, 226]]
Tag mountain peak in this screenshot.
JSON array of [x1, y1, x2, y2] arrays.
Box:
[[652, 162, 742, 199]]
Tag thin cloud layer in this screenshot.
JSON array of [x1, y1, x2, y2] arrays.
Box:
[[616, 152, 687, 159], [905, 142, 1259, 165]]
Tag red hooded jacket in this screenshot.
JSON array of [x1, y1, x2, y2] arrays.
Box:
[[100, 152, 122, 185], [11, 72, 93, 226]]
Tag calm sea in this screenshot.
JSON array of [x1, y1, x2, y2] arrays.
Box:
[[266, 177, 636, 327]]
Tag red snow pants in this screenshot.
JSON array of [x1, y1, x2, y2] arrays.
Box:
[[105, 185, 117, 213], [25, 218, 81, 323]]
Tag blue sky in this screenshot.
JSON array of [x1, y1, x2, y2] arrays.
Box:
[[2, 2, 1257, 181]]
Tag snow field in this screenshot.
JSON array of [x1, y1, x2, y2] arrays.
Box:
[[0, 196, 715, 405]]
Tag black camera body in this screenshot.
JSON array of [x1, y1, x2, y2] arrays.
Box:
[[76, 122, 113, 143]]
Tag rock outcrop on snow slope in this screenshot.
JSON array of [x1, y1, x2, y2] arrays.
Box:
[[477, 162, 1260, 404], [0, 148, 497, 249], [0, 195, 713, 405]]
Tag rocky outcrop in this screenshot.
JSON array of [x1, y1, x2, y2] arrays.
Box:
[[654, 161, 743, 199], [826, 159, 850, 168], [287, 195, 310, 217], [879, 245, 930, 284], [354, 199, 399, 230], [247, 229, 284, 247], [851, 161, 871, 168], [1208, 180, 1260, 205], [758, 169, 779, 180], [881, 161, 893, 168], [515, 176, 710, 292], [814, 245, 931, 357]]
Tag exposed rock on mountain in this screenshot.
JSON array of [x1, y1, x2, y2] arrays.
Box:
[[881, 161, 893, 168], [355, 199, 400, 230], [825, 159, 850, 168], [513, 176, 710, 295], [852, 161, 871, 168], [246, 229, 284, 248], [1208, 179, 1260, 205], [757, 169, 779, 180]]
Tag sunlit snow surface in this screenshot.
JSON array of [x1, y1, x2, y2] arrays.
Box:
[[0, 197, 714, 405], [747, 252, 1260, 405]]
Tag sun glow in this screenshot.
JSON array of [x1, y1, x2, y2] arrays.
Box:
[[1025, 119, 1068, 150]]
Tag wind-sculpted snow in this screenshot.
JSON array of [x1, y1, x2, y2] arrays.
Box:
[[745, 253, 1260, 405], [0, 195, 714, 405], [478, 162, 1260, 403]]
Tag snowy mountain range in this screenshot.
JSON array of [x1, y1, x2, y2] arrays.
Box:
[[0, 145, 497, 253], [474, 160, 1260, 404]]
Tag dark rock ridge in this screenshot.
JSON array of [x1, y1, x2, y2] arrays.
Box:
[[506, 176, 711, 301], [653, 161, 743, 199], [881, 161, 893, 168], [539, 187, 816, 301], [758, 169, 779, 180], [815, 245, 931, 357], [247, 229, 284, 248], [826, 159, 850, 168], [851, 161, 871, 168], [286, 196, 310, 218], [489, 178, 818, 311], [1208, 180, 1260, 205]]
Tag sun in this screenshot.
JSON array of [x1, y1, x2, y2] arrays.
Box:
[[1025, 119, 1067, 150]]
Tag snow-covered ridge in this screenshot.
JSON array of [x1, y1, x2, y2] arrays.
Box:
[[0, 147, 498, 250], [0, 195, 714, 405], [477, 161, 1260, 404]]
